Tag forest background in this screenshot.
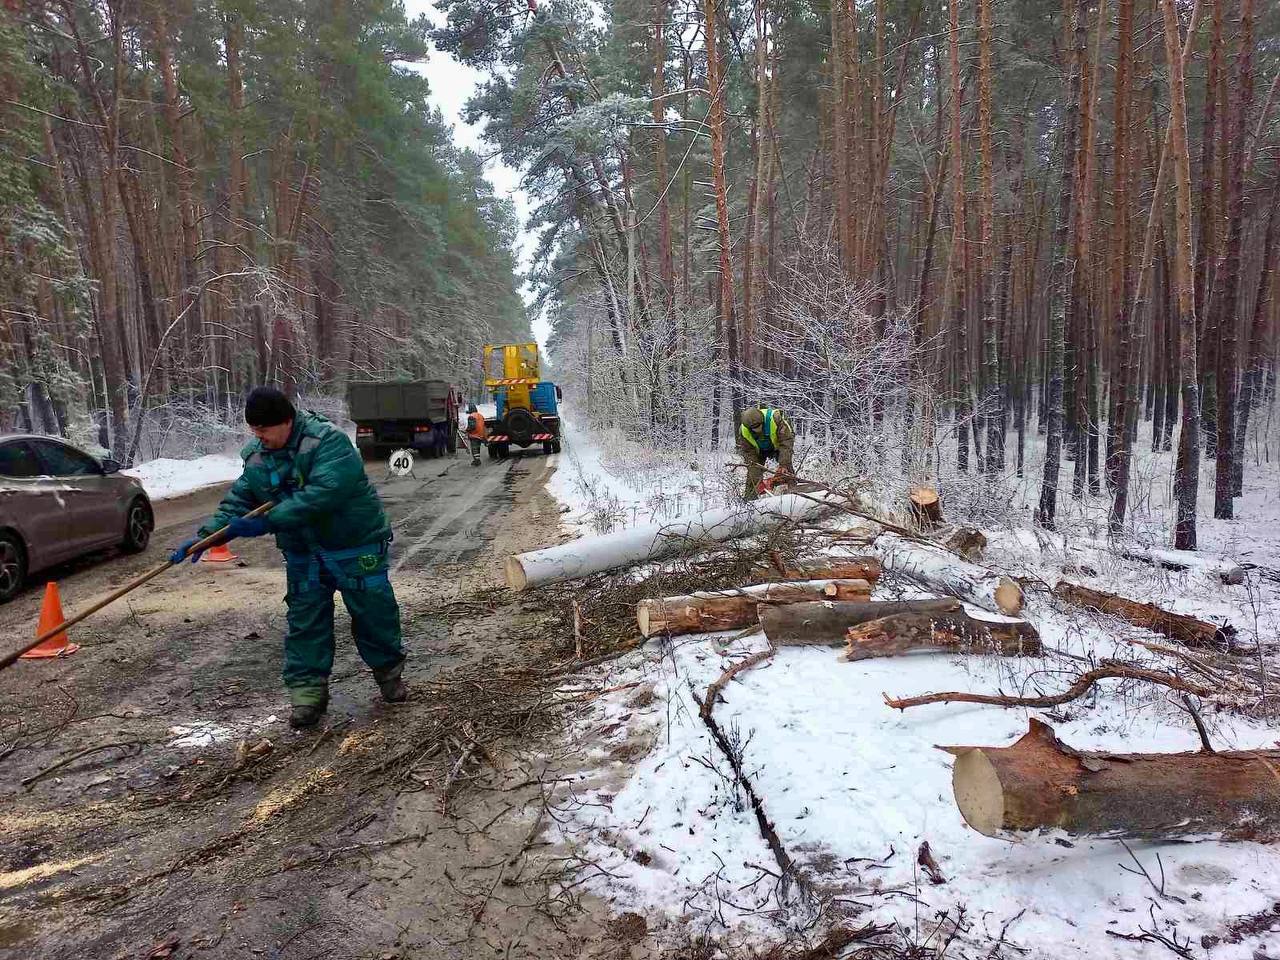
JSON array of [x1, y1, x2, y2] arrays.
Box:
[[4, 0, 1280, 548]]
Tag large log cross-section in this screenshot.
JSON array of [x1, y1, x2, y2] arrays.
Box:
[[945, 719, 1280, 840]]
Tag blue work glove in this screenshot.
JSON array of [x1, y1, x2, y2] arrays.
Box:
[[170, 537, 205, 565], [227, 515, 271, 539]]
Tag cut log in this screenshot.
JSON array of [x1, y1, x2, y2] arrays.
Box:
[[749, 556, 882, 584], [842, 612, 1041, 661], [637, 579, 873, 638], [946, 719, 1280, 840], [875, 534, 1024, 616], [1081, 540, 1245, 585], [506, 492, 841, 591], [908, 486, 942, 531], [1053, 581, 1236, 649], [760, 599, 964, 646]]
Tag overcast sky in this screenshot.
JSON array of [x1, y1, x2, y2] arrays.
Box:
[[398, 1, 548, 347]]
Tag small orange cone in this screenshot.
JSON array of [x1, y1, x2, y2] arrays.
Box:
[[201, 542, 238, 563], [21, 582, 79, 659]]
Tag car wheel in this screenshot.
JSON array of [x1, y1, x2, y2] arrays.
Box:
[[0, 533, 27, 604], [122, 498, 153, 553], [542, 441, 553, 455]]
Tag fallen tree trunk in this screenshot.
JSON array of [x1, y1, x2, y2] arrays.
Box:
[[945, 719, 1280, 839], [749, 557, 882, 584], [506, 492, 841, 591], [875, 534, 1024, 616], [1053, 581, 1236, 650], [637, 579, 873, 638], [1081, 540, 1246, 585], [843, 612, 1041, 661], [760, 599, 966, 646]]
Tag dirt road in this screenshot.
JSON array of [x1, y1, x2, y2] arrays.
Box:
[[0, 451, 652, 960]]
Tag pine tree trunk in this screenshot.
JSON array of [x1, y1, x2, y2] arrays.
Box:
[[947, 0, 969, 475], [1212, 0, 1253, 518], [1234, 180, 1279, 495], [1036, 0, 1088, 529], [702, 0, 738, 405], [1160, 0, 1202, 550], [977, 0, 1000, 475]]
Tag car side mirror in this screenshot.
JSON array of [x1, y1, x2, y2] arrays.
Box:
[[555, 387, 563, 401], [100, 458, 122, 474]]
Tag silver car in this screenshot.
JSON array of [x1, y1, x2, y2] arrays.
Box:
[[0, 435, 154, 602]]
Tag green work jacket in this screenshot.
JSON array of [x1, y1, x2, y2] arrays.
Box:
[[201, 413, 391, 555]]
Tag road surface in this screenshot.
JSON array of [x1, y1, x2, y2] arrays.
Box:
[[0, 449, 650, 960]]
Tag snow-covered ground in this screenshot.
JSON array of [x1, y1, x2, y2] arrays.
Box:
[[124, 453, 243, 501], [546, 415, 1280, 957]]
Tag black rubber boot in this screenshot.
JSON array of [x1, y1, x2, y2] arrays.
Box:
[[290, 702, 326, 728], [373, 660, 408, 703]]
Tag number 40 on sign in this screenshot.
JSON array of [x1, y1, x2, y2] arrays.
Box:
[[388, 448, 415, 477]]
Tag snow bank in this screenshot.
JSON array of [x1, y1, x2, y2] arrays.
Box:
[[550, 414, 734, 536], [124, 453, 243, 501]]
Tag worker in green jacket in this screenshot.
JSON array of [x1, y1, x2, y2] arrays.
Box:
[[737, 406, 796, 501], [171, 387, 406, 728]]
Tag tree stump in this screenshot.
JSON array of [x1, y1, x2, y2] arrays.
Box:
[[909, 486, 943, 531]]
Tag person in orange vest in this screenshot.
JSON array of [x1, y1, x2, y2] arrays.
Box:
[[465, 404, 487, 466]]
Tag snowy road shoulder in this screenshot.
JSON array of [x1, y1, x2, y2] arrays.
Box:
[[124, 453, 243, 500]]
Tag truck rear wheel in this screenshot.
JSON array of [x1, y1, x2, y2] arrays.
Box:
[[542, 441, 553, 455], [551, 440, 562, 454]]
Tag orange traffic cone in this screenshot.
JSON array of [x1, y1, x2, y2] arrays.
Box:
[[21, 582, 79, 659], [201, 542, 238, 563]]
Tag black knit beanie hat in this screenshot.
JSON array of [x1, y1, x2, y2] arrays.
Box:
[[244, 386, 296, 427]]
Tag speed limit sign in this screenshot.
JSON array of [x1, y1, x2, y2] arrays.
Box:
[[387, 448, 415, 477]]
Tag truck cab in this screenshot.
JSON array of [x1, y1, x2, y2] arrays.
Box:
[[482, 344, 562, 458]]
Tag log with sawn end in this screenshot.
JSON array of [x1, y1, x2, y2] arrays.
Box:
[[760, 599, 966, 646], [945, 719, 1280, 840], [1053, 581, 1236, 650], [874, 533, 1024, 616], [636, 579, 873, 638], [842, 611, 1041, 661]]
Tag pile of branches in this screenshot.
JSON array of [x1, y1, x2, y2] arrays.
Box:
[[531, 522, 814, 664]]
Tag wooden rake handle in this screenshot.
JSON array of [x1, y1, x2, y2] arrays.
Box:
[[0, 501, 275, 672]]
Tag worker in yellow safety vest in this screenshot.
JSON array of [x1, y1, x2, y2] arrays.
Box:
[[465, 404, 487, 466], [737, 406, 795, 500]]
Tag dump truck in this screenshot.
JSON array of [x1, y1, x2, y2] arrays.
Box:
[[347, 380, 462, 459], [482, 343, 562, 458]]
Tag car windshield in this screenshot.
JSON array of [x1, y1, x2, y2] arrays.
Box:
[[0, 441, 42, 478], [31, 440, 102, 477]]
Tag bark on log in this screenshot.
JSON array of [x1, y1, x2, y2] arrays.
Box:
[[1054, 580, 1236, 649], [945, 718, 1280, 839], [1081, 540, 1245, 584], [875, 534, 1024, 615], [749, 557, 882, 584], [909, 486, 943, 531], [759, 599, 965, 646], [506, 492, 842, 591], [842, 612, 1041, 661], [637, 579, 873, 638]]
